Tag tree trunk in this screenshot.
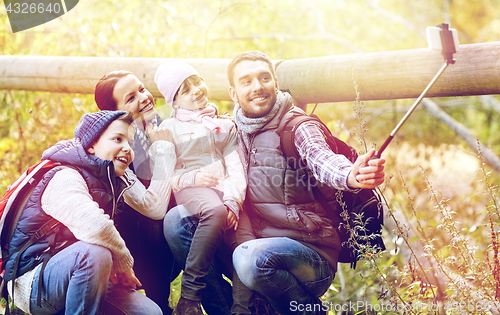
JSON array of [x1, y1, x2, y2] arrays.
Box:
[[421, 98, 500, 173]]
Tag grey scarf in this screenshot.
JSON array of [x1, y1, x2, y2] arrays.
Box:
[[234, 91, 284, 152]]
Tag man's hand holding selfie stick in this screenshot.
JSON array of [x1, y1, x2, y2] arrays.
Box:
[[348, 149, 386, 189], [353, 23, 459, 188]]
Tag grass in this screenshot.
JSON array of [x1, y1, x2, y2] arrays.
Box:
[[317, 89, 500, 314]]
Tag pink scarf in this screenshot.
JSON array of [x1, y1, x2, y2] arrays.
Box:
[[175, 105, 225, 133]]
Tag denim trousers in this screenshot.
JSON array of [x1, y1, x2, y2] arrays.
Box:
[[233, 237, 335, 315], [164, 204, 233, 315], [29, 241, 162, 315]]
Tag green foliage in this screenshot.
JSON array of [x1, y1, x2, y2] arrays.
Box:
[[0, 90, 96, 192]]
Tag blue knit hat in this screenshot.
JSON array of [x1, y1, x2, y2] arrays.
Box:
[[74, 110, 127, 150]]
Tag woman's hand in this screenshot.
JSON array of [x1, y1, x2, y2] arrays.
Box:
[[347, 148, 385, 189], [194, 172, 219, 187], [146, 125, 173, 143]]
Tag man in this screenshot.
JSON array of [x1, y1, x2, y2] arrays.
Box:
[[227, 50, 385, 315]]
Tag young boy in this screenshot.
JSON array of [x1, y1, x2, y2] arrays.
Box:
[[3, 111, 162, 315]]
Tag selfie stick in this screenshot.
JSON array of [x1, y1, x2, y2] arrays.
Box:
[[371, 24, 458, 159]]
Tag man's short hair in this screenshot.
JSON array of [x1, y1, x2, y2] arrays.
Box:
[[226, 50, 276, 87]]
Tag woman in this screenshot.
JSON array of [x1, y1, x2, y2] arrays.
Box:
[[94, 71, 233, 315], [95, 71, 179, 315]]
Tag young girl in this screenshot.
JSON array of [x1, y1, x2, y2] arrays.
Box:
[[3, 111, 162, 315], [154, 61, 247, 315]]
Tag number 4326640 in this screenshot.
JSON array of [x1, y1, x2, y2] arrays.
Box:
[[5, 2, 62, 14]]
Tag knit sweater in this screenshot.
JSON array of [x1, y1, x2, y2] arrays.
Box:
[[123, 140, 176, 220]]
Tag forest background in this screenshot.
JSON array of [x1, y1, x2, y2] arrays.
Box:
[[1, 0, 500, 314]]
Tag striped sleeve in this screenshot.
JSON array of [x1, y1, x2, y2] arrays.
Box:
[[293, 121, 356, 191]]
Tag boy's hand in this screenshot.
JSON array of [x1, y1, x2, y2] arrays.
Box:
[[110, 269, 119, 284], [195, 172, 219, 187], [146, 125, 173, 143], [226, 210, 238, 231], [348, 148, 385, 189], [117, 268, 142, 289]]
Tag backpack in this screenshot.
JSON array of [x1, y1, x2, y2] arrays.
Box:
[[279, 114, 385, 268], [0, 160, 71, 313]]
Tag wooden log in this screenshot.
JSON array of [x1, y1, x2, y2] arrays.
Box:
[[0, 42, 499, 103], [276, 41, 500, 103], [0, 56, 232, 101]]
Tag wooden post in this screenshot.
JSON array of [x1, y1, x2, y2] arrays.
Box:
[[0, 42, 499, 103]]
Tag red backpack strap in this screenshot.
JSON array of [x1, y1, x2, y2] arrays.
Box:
[[0, 160, 61, 314], [0, 160, 60, 252]]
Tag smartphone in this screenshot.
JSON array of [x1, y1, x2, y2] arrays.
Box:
[[426, 25, 460, 51]]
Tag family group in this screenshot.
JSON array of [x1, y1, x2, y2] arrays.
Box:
[[2, 50, 385, 315]]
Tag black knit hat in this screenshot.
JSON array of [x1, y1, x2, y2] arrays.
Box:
[[74, 110, 127, 150]]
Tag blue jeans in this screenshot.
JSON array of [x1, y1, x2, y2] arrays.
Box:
[[233, 237, 335, 315], [164, 205, 233, 315], [29, 241, 162, 315]]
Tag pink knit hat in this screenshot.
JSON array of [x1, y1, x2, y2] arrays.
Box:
[[154, 61, 200, 106]]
